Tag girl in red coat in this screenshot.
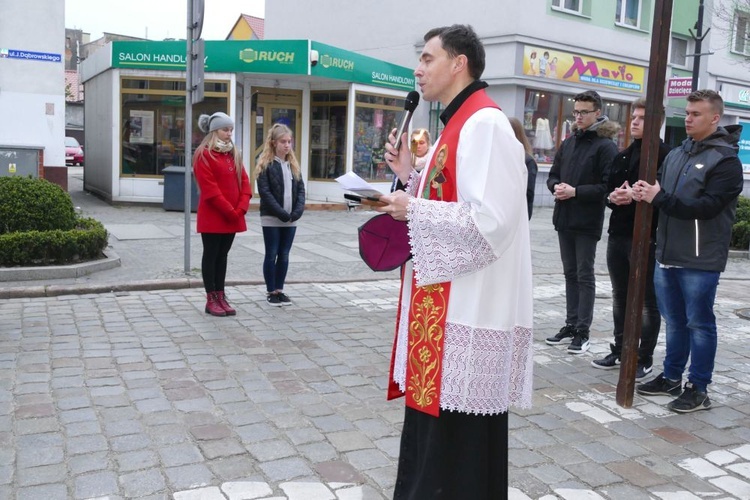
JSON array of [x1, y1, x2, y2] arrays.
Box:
[[194, 112, 252, 316]]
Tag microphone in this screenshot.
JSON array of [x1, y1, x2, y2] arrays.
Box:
[[393, 91, 420, 151]]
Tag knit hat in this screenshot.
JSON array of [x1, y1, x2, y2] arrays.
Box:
[[198, 112, 234, 133]]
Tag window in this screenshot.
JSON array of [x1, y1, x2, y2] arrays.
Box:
[[552, 0, 581, 13], [352, 92, 405, 182], [120, 77, 229, 177], [309, 91, 348, 180], [670, 36, 689, 67], [733, 10, 750, 55], [616, 0, 641, 27]]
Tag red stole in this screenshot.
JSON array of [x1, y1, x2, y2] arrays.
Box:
[[387, 89, 499, 416]]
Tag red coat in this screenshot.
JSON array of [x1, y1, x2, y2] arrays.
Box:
[[194, 149, 252, 233]]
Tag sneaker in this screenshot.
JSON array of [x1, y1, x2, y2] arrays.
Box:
[[545, 324, 576, 345], [635, 363, 653, 381], [636, 372, 681, 396], [266, 293, 283, 307], [591, 346, 620, 369], [567, 330, 590, 354], [668, 382, 712, 413], [277, 292, 292, 306]]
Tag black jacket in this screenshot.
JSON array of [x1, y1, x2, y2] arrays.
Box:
[[547, 117, 620, 238], [653, 125, 744, 272], [257, 159, 306, 222], [607, 139, 672, 237]]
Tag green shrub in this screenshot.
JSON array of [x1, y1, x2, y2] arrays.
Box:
[[0, 176, 77, 234], [0, 217, 108, 266], [732, 195, 750, 250]]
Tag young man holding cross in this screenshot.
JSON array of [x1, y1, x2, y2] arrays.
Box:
[[632, 89, 743, 413]]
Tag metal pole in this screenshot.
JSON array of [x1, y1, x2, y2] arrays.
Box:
[[616, 0, 673, 408], [691, 0, 705, 91], [184, 0, 193, 274]]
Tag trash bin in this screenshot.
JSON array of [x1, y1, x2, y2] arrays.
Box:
[[162, 166, 198, 212]]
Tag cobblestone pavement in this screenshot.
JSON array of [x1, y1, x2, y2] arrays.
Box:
[[1, 168, 750, 499]]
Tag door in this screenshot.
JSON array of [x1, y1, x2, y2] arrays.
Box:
[[249, 88, 302, 177]]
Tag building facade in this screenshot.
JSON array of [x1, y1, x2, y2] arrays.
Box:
[[0, 0, 67, 187], [265, 0, 750, 205]]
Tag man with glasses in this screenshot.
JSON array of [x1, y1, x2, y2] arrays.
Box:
[[545, 90, 619, 354], [632, 89, 743, 412]]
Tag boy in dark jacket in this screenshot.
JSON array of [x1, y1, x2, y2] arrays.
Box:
[[545, 90, 619, 354], [633, 90, 744, 413], [591, 98, 671, 378]]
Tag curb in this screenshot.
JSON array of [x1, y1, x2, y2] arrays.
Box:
[[0, 276, 391, 300], [0, 248, 122, 283]]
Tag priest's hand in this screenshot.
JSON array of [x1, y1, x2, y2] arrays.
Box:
[[384, 128, 413, 186], [375, 190, 410, 221]]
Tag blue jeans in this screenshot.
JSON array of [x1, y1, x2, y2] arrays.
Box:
[[654, 265, 720, 392], [558, 231, 598, 331], [262, 226, 297, 293]]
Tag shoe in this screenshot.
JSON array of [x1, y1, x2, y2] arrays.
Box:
[[215, 291, 236, 316], [591, 346, 620, 369], [266, 293, 283, 307], [546, 324, 576, 345], [567, 330, 590, 354], [636, 372, 681, 396], [205, 292, 227, 317], [635, 363, 653, 381], [277, 292, 292, 306], [668, 382, 712, 413]]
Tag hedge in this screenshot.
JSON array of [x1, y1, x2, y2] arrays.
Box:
[[0, 217, 108, 267]]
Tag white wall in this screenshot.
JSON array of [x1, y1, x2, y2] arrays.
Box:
[[0, 0, 65, 166]]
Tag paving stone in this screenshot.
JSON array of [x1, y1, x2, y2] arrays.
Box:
[[158, 443, 204, 467], [198, 438, 246, 460], [16, 483, 68, 500], [74, 470, 119, 499], [164, 463, 214, 490], [69, 451, 110, 474], [119, 469, 166, 497]]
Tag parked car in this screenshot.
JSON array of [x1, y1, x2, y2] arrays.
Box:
[[65, 136, 84, 166]]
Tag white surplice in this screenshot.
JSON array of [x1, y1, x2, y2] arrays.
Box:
[[392, 108, 534, 416]]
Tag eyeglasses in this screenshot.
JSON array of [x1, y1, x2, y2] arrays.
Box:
[[572, 110, 596, 117]]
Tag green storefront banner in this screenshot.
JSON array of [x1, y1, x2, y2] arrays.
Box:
[[111, 40, 415, 92], [113, 40, 309, 74], [311, 42, 415, 91]]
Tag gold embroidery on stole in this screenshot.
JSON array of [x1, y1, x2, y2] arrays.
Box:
[[407, 284, 446, 409]]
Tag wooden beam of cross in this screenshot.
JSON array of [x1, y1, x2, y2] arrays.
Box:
[[616, 0, 674, 408]]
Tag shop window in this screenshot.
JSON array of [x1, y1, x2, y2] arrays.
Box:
[[670, 37, 689, 68], [523, 90, 562, 164], [616, 0, 641, 28], [733, 10, 750, 55], [523, 89, 630, 163], [120, 77, 228, 177], [352, 92, 405, 182], [309, 91, 348, 180]]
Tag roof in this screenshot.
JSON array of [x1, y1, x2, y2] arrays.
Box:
[[226, 14, 264, 40]]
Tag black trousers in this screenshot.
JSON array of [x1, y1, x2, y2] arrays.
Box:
[[393, 406, 508, 500], [201, 233, 236, 293], [558, 230, 598, 331], [606, 234, 661, 365]]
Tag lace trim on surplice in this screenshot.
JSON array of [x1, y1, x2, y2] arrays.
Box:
[[404, 169, 421, 198], [440, 322, 534, 415], [406, 199, 497, 287]]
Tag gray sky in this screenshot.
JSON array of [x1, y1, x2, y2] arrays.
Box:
[[65, 0, 265, 41]]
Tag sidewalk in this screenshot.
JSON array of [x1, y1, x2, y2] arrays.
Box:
[[1, 168, 750, 499]]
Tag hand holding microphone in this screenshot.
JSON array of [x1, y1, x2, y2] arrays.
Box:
[[385, 90, 420, 184]]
